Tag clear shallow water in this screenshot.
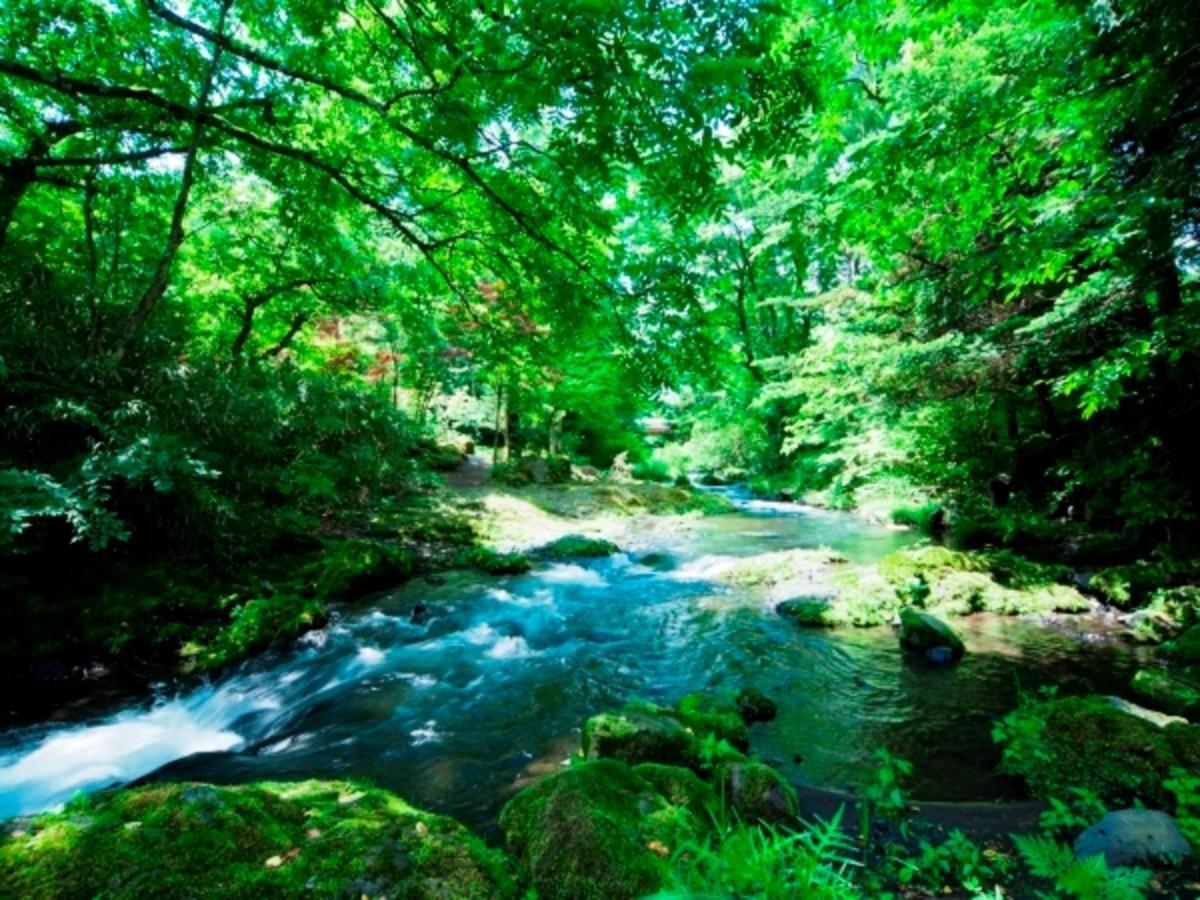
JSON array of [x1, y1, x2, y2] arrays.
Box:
[[0, 496, 1147, 826]]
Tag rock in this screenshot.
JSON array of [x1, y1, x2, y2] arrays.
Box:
[[777, 598, 833, 627], [1074, 810, 1193, 867], [1121, 608, 1179, 643], [410, 603, 429, 623], [608, 451, 635, 482], [315, 539, 415, 600], [925, 646, 958, 666], [582, 710, 700, 769], [735, 688, 778, 725], [1106, 696, 1188, 728], [675, 693, 750, 751], [638, 552, 675, 570], [1166, 624, 1200, 665], [716, 762, 798, 824], [0, 781, 512, 899], [572, 464, 601, 482], [898, 607, 965, 659], [537, 534, 619, 559], [995, 695, 1200, 808], [498, 759, 706, 900], [1131, 668, 1200, 717]]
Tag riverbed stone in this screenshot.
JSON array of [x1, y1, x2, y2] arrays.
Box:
[[925, 646, 958, 666], [582, 710, 700, 768], [735, 687, 778, 725], [1074, 809, 1193, 867], [1130, 668, 1200, 718], [499, 759, 705, 900], [898, 607, 965, 659]]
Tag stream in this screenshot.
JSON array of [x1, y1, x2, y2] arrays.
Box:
[[0, 491, 1149, 828]]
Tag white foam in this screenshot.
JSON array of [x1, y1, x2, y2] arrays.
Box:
[[538, 564, 608, 587], [487, 635, 534, 659], [463, 623, 498, 644], [0, 702, 245, 818], [410, 720, 440, 746], [356, 646, 386, 665], [398, 673, 437, 688]]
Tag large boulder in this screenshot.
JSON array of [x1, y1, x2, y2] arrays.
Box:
[[715, 762, 798, 825], [996, 696, 1200, 809], [498, 760, 707, 900], [776, 598, 834, 627], [897, 607, 965, 660], [0, 781, 513, 899], [1074, 810, 1193, 867], [1131, 668, 1200, 718], [581, 710, 700, 769]]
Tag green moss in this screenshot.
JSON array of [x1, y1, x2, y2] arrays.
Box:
[[898, 607, 965, 657], [995, 696, 1200, 809], [631, 764, 720, 823], [1166, 623, 1200, 665], [456, 546, 533, 575], [0, 780, 513, 899], [184, 594, 327, 673], [581, 710, 700, 769], [776, 597, 835, 626], [498, 760, 707, 900], [715, 762, 798, 825], [535, 534, 620, 559], [889, 502, 943, 533], [675, 693, 750, 752], [1131, 668, 1200, 717], [313, 539, 415, 600]]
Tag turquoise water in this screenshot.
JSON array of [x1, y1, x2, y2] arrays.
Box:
[[0, 496, 1146, 827]]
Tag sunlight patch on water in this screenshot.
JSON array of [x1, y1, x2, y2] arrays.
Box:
[[356, 646, 386, 665]]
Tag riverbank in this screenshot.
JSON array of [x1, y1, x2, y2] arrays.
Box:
[[0, 466, 729, 727]]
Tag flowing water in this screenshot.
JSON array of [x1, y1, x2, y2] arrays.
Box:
[[0, 493, 1148, 827]]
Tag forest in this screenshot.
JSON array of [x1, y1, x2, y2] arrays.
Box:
[[1, 0, 1199, 896]]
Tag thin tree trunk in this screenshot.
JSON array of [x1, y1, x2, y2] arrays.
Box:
[[111, 0, 232, 360], [263, 312, 307, 358]]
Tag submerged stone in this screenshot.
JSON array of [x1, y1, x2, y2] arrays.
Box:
[[776, 597, 834, 626], [735, 687, 778, 725], [898, 607, 965, 659]]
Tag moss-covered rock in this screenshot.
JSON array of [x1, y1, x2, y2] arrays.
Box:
[[675, 693, 751, 752], [581, 710, 700, 769], [498, 760, 706, 900], [457, 546, 533, 575], [183, 594, 327, 673], [996, 696, 1200, 809], [1131, 668, 1200, 718], [898, 607, 965, 659], [536, 534, 620, 559], [1166, 624, 1200, 665], [734, 687, 778, 725], [631, 763, 720, 822], [314, 539, 415, 600], [0, 780, 513, 899], [715, 762, 798, 824], [776, 597, 834, 626]]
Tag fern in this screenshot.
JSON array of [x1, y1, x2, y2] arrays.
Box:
[[1014, 833, 1152, 900]]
